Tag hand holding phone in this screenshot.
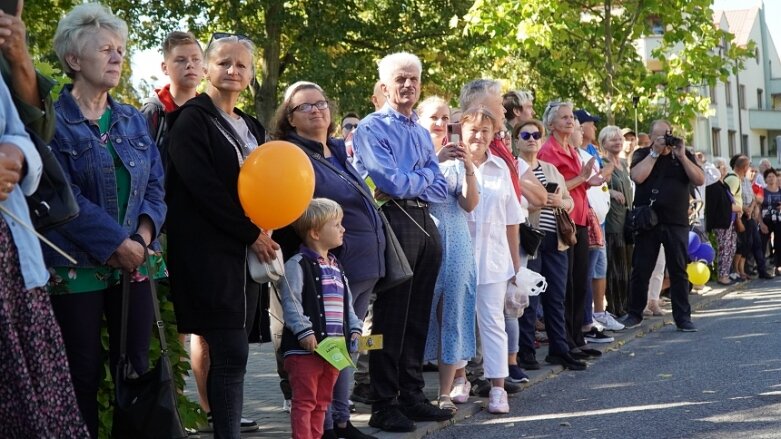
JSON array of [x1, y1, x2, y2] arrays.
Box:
[[545, 182, 559, 193]]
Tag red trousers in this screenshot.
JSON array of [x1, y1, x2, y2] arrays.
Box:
[[284, 354, 339, 439]]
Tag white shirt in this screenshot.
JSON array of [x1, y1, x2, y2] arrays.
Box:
[[468, 151, 523, 285]]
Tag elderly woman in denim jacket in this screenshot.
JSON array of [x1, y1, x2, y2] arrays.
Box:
[[44, 5, 165, 437]]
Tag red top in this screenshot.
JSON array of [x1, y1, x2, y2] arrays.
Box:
[[489, 136, 522, 201], [538, 135, 588, 226], [155, 84, 180, 113]]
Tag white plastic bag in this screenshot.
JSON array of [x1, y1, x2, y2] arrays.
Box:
[[517, 266, 547, 296], [505, 279, 530, 318]]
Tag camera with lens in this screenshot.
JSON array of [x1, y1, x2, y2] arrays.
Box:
[[664, 131, 684, 149]]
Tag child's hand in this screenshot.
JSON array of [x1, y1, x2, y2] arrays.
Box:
[[300, 335, 317, 352], [349, 333, 360, 353]]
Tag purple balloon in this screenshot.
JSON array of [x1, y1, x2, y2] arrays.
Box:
[[688, 232, 701, 255], [692, 243, 715, 264]]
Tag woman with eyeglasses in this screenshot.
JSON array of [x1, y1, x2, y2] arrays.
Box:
[[416, 96, 479, 412], [45, 5, 166, 437], [513, 119, 583, 371], [166, 33, 279, 437], [271, 81, 384, 439]]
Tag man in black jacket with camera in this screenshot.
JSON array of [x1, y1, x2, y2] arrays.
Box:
[[621, 120, 704, 331]]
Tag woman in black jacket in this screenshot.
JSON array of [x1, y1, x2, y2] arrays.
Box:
[[705, 158, 740, 285], [165, 34, 278, 438]]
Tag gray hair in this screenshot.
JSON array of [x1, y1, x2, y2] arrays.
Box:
[[598, 125, 623, 147], [542, 101, 574, 132], [378, 52, 422, 84], [205, 35, 256, 75], [459, 79, 501, 110], [417, 96, 449, 116], [502, 90, 533, 119], [53, 3, 128, 78]]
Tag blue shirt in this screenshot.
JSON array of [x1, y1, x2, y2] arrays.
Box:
[[585, 143, 604, 168], [0, 75, 48, 289], [352, 103, 447, 203]]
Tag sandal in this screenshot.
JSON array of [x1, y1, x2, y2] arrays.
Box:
[[438, 395, 457, 413]]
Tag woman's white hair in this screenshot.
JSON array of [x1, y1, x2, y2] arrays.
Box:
[[598, 125, 623, 147], [204, 36, 256, 75], [378, 52, 422, 84], [53, 3, 128, 78], [542, 100, 574, 132], [459, 79, 501, 110]]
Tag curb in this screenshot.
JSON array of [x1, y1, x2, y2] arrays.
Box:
[[371, 278, 754, 439]]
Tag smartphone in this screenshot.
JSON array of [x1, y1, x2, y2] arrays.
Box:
[[447, 122, 461, 138], [0, 0, 17, 14], [545, 182, 559, 193], [449, 133, 460, 144]]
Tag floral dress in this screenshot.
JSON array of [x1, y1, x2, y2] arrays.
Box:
[[424, 159, 477, 364]]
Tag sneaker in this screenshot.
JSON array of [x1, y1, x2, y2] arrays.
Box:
[[504, 380, 522, 394], [282, 399, 292, 413], [350, 383, 375, 404], [518, 352, 541, 370], [470, 378, 492, 397], [583, 327, 615, 344], [507, 365, 530, 383], [676, 321, 698, 332], [619, 314, 643, 329], [349, 399, 356, 413], [400, 401, 454, 422], [593, 311, 625, 331], [438, 395, 457, 414], [369, 406, 416, 432], [487, 387, 509, 414], [450, 377, 471, 403], [334, 420, 378, 439], [240, 418, 259, 433]]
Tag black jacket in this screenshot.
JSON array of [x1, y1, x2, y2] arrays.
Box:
[[165, 93, 265, 333], [705, 180, 734, 231]]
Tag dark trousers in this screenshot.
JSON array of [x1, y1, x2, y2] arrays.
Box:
[[628, 223, 692, 325], [520, 231, 570, 356], [761, 221, 781, 267], [370, 204, 442, 409], [747, 218, 768, 272], [50, 281, 154, 439], [565, 226, 590, 348], [200, 329, 249, 439]]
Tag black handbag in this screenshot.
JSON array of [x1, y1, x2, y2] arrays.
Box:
[[25, 128, 79, 231], [519, 222, 545, 257], [373, 209, 413, 293], [114, 262, 187, 439]]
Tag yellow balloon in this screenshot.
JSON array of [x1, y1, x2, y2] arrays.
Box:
[[686, 261, 710, 286], [238, 141, 315, 230]]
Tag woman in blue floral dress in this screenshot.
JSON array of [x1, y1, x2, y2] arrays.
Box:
[[418, 97, 479, 412]]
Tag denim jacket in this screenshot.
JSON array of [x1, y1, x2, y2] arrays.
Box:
[[42, 85, 166, 267]]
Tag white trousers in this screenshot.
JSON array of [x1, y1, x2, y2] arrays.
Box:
[[476, 281, 509, 379], [648, 244, 666, 301]]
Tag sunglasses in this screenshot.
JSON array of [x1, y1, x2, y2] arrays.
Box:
[[290, 100, 329, 114], [207, 32, 254, 47], [343, 123, 358, 130], [518, 131, 542, 141]]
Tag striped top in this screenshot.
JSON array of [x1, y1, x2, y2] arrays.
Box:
[[533, 163, 558, 233], [299, 247, 346, 336]]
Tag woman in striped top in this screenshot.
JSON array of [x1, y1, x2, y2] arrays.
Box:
[[513, 120, 584, 371]]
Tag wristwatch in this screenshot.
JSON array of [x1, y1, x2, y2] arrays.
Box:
[[649, 149, 660, 159]]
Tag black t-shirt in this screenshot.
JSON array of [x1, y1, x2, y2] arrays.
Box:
[[630, 147, 701, 226]]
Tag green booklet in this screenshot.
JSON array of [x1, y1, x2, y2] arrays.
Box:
[[314, 337, 355, 371], [364, 177, 388, 207]]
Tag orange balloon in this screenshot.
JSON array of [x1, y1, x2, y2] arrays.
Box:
[[238, 141, 315, 230]]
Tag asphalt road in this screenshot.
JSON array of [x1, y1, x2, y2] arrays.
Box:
[[429, 282, 781, 439]]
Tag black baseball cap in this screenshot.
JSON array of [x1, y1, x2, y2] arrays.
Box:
[[574, 109, 600, 124]]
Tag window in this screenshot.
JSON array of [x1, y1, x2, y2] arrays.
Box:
[[739, 84, 746, 109], [709, 85, 717, 104], [758, 89, 764, 109], [742, 134, 749, 154], [725, 80, 732, 107], [712, 128, 721, 157], [728, 130, 736, 156], [761, 135, 767, 156]]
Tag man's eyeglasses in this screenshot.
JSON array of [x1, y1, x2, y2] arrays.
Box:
[[290, 100, 329, 114], [207, 32, 254, 48], [343, 123, 358, 130], [518, 131, 542, 141]]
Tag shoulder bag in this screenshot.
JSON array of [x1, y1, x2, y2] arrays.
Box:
[[25, 128, 79, 231], [305, 150, 412, 293], [114, 262, 187, 439], [553, 207, 577, 246], [519, 222, 545, 257]]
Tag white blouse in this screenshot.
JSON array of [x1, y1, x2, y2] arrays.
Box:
[[467, 152, 523, 285]]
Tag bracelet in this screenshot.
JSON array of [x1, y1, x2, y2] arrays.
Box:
[[129, 233, 147, 248]]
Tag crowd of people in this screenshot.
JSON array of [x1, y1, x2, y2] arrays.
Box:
[[3, 2, 774, 439]]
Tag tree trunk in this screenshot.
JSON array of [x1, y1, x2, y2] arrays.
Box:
[[603, 0, 616, 125], [255, 0, 283, 130]]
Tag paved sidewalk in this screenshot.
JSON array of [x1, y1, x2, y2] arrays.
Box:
[[188, 278, 753, 438]]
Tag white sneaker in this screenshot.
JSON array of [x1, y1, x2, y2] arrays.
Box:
[[450, 377, 471, 403], [488, 387, 509, 414], [593, 312, 625, 331], [282, 399, 292, 413]]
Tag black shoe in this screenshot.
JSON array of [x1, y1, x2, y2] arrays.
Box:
[[545, 353, 587, 370], [323, 429, 338, 439], [400, 401, 454, 422], [369, 406, 416, 432], [504, 380, 522, 394], [350, 383, 376, 404], [334, 421, 377, 439], [573, 347, 602, 358], [759, 270, 775, 279], [619, 314, 643, 329], [518, 352, 541, 370], [676, 321, 698, 332], [422, 362, 439, 372], [470, 378, 492, 397]]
